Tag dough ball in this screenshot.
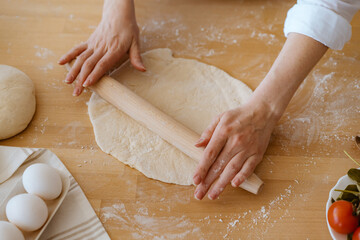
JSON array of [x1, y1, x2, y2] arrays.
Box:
[[0, 221, 25, 240], [6, 193, 48, 232], [22, 163, 62, 200], [0, 65, 36, 140]]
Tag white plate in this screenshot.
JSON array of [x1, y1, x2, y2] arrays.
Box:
[[0, 168, 70, 240], [326, 171, 357, 240]]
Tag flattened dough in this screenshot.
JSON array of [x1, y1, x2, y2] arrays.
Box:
[[88, 48, 252, 185]]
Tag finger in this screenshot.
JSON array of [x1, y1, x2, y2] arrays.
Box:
[[193, 119, 229, 185], [231, 155, 261, 188], [77, 50, 104, 88], [194, 142, 238, 200], [58, 42, 87, 65], [195, 114, 222, 148], [207, 152, 246, 200], [65, 49, 93, 84], [83, 50, 121, 87], [193, 115, 230, 185], [194, 157, 227, 200], [129, 39, 145, 71], [73, 51, 104, 96]]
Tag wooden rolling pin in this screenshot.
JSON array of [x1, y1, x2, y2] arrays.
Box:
[[66, 64, 263, 194]]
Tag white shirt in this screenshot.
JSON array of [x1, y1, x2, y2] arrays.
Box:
[[284, 0, 360, 50]]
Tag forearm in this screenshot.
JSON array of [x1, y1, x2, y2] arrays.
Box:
[[252, 33, 328, 123]]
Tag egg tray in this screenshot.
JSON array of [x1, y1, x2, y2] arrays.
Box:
[[0, 170, 70, 240]]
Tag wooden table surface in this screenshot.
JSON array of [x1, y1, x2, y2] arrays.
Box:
[[1, 0, 360, 239]]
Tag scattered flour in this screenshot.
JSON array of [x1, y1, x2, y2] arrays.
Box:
[[222, 184, 295, 239], [38, 62, 54, 73], [34, 45, 54, 59], [101, 202, 202, 239], [33, 45, 55, 73], [55, 121, 86, 147], [138, 9, 283, 59], [39, 117, 48, 134], [99, 183, 296, 239], [250, 30, 278, 45], [273, 50, 360, 157]]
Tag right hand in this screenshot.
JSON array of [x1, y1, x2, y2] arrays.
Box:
[[58, 0, 145, 96], [192, 99, 277, 200]]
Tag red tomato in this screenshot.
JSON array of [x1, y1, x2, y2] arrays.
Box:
[[353, 227, 360, 240], [328, 200, 359, 234]]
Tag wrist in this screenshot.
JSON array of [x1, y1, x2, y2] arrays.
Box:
[[246, 33, 328, 128], [102, 0, 135, 22], [244, 96, 282, 129], [250, 68, 298, 125], [251, 81, 287, 122]]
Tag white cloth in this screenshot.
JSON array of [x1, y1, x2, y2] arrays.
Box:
[[284, 0, 360, 50], [0, 146, 110, 240]]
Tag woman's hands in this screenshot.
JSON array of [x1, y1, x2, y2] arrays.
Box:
[[193, 99, 278, 200], [58, 0, 144, 96]]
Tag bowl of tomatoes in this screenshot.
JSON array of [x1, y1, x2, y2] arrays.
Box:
[[327, 167, 360, 239]]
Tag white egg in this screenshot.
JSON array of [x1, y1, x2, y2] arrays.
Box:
[[0, 221, 25, 240], [6, 193, 48, 232], [22, 163, 62, 200]]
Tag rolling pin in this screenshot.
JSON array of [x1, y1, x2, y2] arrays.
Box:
[[66, 64, 263, 195]]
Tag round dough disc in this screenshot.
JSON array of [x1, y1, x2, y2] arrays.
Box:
[[0, 65, 36, 140], [88, 48, 252, 185]]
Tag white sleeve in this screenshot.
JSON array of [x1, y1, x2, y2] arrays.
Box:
[[284, 0, 360, 50]]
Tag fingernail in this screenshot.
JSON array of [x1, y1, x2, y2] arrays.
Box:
[[231, 179, 239, 187], [65, 74, 73, 83], [195, 189, 204, 200], [235, 176, 246, 187], [194, 190, 200, 200], [193, 175, 201, 185], [139, 61, 146, 71], [72, 89, 79, 96], [208, 193, 215, 200], [195, 138, 205, 145], [83, 79, 89, 87]]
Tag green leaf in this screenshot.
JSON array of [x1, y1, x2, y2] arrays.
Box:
[[348, 232, 353, 240], [352, 198, 360, 207], [336, 184, 359, 202], [348, 168, 360, 183]]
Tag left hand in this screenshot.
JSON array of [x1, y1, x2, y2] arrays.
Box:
[[193, 100, 278, 200], [58, 0, 144, 96]]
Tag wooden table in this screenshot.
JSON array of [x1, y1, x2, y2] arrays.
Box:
[[1, 0, 360, 239]]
